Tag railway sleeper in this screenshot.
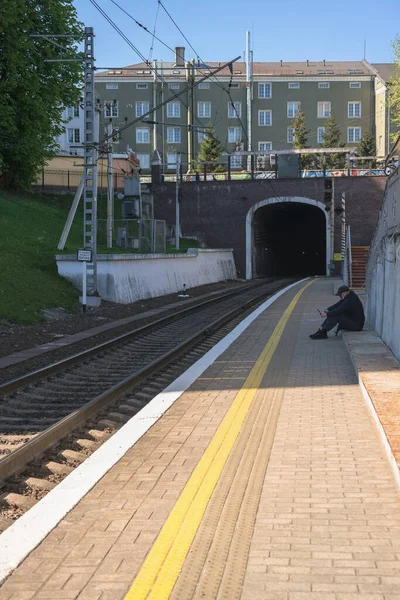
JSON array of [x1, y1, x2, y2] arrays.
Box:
[[59, 448, 87, 463], [97, 419, 120, 429], [0, 492, 36, 511], [43, 461, 74, 477]]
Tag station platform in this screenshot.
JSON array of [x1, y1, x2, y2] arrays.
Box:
[[1, 277, 400, 600]]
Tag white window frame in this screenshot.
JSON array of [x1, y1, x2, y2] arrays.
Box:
[[198, 131, 207, 143], [317, 127, 326, 144], [167, 127, 181, 144], [228, 127, 241, 143], [258, 82, 272, 98], [167, 102, 180, 118], [348, 101, 361, 118], [287, 101, 300, 118], [197, 101, 211, 118], [168, 83, 180, 89], [349, 82, 361, 88], [348, 127, 361, 143], [258, 109, 272, 126], [317, 101, 331, 118], [228, 102, 242, 118], [198, 83, 210, 89], [287, 127, 295, 144], [231, 155, 242, 168], [67, 105, 79, 119], [136, 128, 150, 144], [136, 83, 148, 89], [318, 82, 330, 89], [136, 153, 150, 169], [258, 142, 272, 152], [135, 101, 149, 117], [167, 153, 177, 169], [104, 101, 118, 118], [288, 82, 300, 89], [106, 83, 118, 89], [67, 128, 80, 144]]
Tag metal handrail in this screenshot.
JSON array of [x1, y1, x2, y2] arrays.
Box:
[[347, 226, 353, 288]]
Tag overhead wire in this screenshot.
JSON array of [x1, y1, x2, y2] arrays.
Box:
[[89, 0, 235, 153], [90, 0, 205, 131], [147, 0, 160, 63], [153, 0, 289, 199]]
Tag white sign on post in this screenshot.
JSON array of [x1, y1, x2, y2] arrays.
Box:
[[77, 249, 92, 311], [77, 249, 92, 262]]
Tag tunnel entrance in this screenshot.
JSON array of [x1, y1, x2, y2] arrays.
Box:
[[252, 201, 327, 278]]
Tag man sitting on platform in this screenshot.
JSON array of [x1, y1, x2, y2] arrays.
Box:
[[310, 285, 365, 340]]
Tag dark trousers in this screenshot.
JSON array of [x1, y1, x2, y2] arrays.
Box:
[[322, 315, 363, 333]]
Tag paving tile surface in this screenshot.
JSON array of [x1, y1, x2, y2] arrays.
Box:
[[241, 280, 400, 600], [1, 278, 400, 600]]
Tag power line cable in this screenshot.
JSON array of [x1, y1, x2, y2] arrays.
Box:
[[89, 0, 234, 149], [108, 0, 232, 93], [147, 0, 160, 63]]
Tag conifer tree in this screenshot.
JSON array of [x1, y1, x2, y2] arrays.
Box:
[[196, 126, 224, 172], [319, 112, 345, 169], [291, 110, 313, 169], [356, 131, 376, 167]]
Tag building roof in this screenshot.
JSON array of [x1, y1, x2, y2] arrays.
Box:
[[96, 59, 394, 79], [372, 63, 397, 82]]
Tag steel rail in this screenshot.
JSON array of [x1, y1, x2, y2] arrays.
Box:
[[0, 280, 267, 396], [0, 282, 283, 482]]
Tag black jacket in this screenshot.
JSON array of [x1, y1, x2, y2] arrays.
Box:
[[327, 291, 365, 327]]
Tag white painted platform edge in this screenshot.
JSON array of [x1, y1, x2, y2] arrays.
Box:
[[343, 335, 400, 491], [0, 278, 308, 583]]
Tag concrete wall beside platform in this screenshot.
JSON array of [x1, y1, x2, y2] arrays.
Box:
[[56, 249, 237, 304], [365, 171, 400, 360]]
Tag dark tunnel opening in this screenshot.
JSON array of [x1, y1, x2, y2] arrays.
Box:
[[252, 202, 326, 278]]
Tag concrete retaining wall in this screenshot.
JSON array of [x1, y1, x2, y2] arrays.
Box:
[[56, 249, 237, 304], [365, 171, 400, 360]]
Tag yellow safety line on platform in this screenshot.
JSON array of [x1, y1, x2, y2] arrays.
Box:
[[124, 279, 314, 600]]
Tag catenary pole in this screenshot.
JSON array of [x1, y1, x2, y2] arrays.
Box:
[[82, 27, 99, 297], [175, 153, 181, 250], [106, 122, 114, 248]]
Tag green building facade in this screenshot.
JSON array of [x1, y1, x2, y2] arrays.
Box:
[[95, 51, 396, 172]]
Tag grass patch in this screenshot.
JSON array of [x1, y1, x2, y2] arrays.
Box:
[[0, 190, 82, 323], [0, 191, 202, 323]]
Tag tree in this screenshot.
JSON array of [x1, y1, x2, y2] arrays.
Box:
[[196, 126, 225, 173], [0, 0, 83, 190], [291, 110, 313, 169], [389, 35, 400, 143], [356, 131, 376, 167], [319, 112, 346, 169]]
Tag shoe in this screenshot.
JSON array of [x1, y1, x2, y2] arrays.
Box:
[[309, 328, 328, 340]]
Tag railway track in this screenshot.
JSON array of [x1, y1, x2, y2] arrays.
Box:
[[0, 278, 294, 531]]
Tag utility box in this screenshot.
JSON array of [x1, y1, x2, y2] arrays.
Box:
[[124, 177, 140, 197], [121, 199, 140, 219], [277, 154, 300, 179]]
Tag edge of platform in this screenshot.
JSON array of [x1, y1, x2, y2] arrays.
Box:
[[343, 332, 400, 491], [0, 277, 309, 584]]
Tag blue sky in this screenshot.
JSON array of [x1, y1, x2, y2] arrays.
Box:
[[74, 0, 399, 68]]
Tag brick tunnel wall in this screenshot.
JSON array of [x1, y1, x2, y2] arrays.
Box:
[[151, 177, 386, 278]]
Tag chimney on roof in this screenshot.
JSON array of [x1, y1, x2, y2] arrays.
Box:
[[175, 47, 185, 67], [323, 59, 326, 66], [307, 60, 309, 66], [280, 60, 283, 66]]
